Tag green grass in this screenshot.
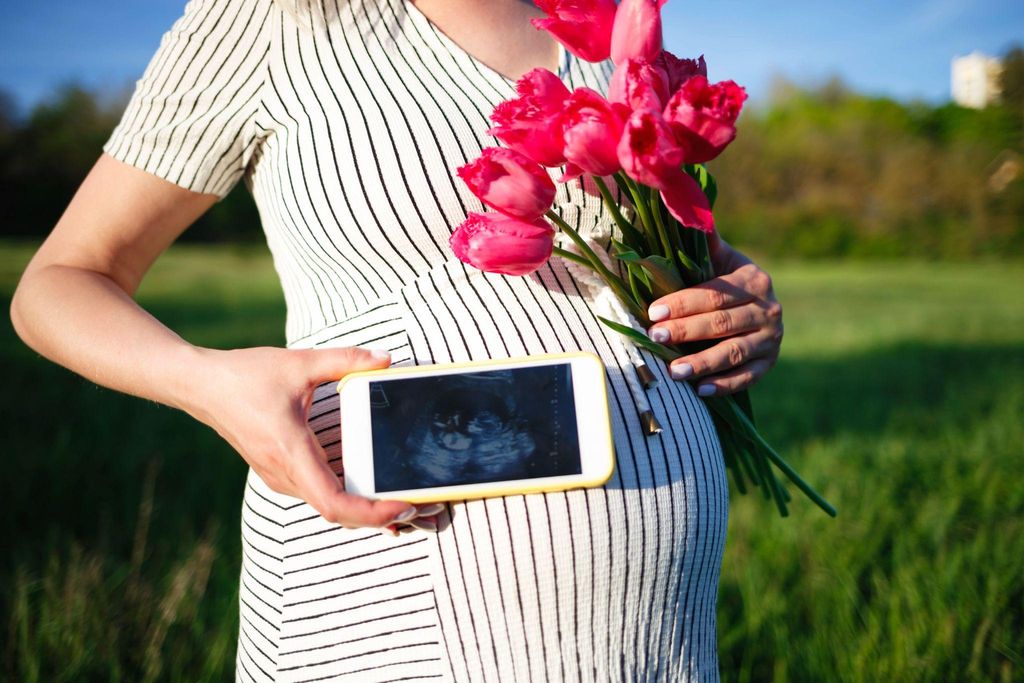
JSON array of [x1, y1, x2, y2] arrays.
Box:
[[1, 243, 1022, 682]]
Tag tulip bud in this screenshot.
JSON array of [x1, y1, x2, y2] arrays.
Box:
[[450, 212, 555, 276], [457, 148, 556, 220]]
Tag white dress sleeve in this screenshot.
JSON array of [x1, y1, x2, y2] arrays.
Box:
[[102, 0, 274, 198]]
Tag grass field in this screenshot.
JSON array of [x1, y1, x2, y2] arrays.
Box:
[[2, 243, 1022, 682]]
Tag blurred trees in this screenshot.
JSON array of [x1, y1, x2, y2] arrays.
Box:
[[0, 85, 260, 243], [1000, 44, 1024, 117], [1, 69, 1022, 258], [711, 76, 1023, 259]]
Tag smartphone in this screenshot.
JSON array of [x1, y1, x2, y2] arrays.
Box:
[[336, 351, 615, 503]]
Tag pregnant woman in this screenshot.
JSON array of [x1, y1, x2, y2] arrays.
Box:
[[10, 0, 783, 680]]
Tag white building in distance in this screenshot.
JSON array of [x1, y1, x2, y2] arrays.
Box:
[[951, 52, 1003, 109]]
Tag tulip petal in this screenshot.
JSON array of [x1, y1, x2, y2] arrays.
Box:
[[660, 172, 715, 233], [558, 161, 585, 183], [610, 0, 665, 64], [531, 0, 617, 63]]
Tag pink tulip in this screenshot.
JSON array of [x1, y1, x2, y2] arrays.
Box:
[[610, 0, 667, 65], [560, 88, 629, 181], [531, 0, 618, 63], [618, 108, 714, 232], [450, 212, 555, 276], [653, 51, 707, 92], [488, 68, 571, 167], [663, 76, 747, 164], [457, 148, 556, 220], [607, 57, 671, 110], [617, 107, 683, 189]]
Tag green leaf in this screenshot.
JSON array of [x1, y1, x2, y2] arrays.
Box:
[[684, 164, 719, 210], [676, 249, 701, 274], [640, 255, 685, 298], [614, 244, 685, 298], [611, 240, 642, 263], [703, 171, 718, 210], [625, 262, 653, 301], [596, 317, 681, 362]]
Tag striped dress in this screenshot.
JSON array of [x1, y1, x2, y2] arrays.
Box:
[[103, 0, 729, 680]]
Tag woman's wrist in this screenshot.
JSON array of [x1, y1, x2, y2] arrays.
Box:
[[163, 344, 224, 422]]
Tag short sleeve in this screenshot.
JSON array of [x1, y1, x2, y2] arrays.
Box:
[[103, 0, 274, 197]]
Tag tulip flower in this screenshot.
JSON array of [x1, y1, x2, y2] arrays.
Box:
[[653, 51, 707, 92], [608, 57, 671, 110], [488, 68, 571, 167], [610, 0, 667, 65], [531, 0, 618, 63], [457, 148, 556, 220], [450, 212, 555, 276], [663, 76, 747, 164], [560, 88, 630, 181], [618, 108, 714, 232]]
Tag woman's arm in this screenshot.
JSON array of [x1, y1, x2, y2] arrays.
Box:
[[644, 232, 783, 396], [10, 154, 421, 530]]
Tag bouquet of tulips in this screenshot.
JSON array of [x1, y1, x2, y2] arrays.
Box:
[[449, 0, 835, 517]]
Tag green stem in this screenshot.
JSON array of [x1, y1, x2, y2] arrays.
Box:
[[710, 396, 838, 517], [694, 230, 715, 282], [611, 172, 634, 205], [552, 246, 594, 269], [593, 175, 647, 250], [617, 173, 657, 246], [546, 210, 650, 325], [648, 192, 674, 260]]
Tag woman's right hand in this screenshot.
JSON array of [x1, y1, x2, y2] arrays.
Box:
[[11, 157, 435, 533], [186, 345, 431, 530]]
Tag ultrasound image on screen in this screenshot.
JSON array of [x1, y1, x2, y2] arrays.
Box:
[[369, 364, 581, 492]]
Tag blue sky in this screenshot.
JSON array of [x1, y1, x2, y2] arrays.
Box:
[[1, 0, 1021, 115]]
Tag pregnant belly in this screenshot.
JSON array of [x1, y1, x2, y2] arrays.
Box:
[[277, 257, 729, 680]]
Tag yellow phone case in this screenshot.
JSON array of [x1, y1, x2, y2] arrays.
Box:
[[335, 351, 616, 503]]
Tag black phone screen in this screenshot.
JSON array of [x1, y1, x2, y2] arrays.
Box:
[[368, 363, 582, 492]]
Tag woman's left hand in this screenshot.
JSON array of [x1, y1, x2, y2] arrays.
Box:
[[645, 232, 783, 397]]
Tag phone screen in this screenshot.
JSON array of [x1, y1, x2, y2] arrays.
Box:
[[368, 363, 582, 492]]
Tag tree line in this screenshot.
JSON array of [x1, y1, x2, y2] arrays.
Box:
[[713, 66, 1023, 259], [1, 49, 1022, 259]]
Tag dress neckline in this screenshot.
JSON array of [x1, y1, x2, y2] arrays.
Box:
[[403, 0, 571, 89]]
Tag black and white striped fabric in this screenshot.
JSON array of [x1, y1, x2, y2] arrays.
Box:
[[104, 0, 728, 680]]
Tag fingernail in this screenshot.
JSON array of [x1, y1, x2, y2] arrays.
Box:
[[648, 327, 670, 343], [380, 526, 399, 538], [408, 518, 438, 532], [390, 507, 418, 524], [371, 349, 391, 362], [648, 304, 670, 322], [671, 363, 693, 380], [416, 503, 445, 517], [697, 384, 717, 397]]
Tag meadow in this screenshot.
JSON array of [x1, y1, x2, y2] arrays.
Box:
[[1, 243, 1021, 682]]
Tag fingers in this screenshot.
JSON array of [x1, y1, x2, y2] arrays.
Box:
[[648, 275, 751, 322], [302, 346, 392, 386], [648, 301, 772, 344], [288, 427, 416, 529], [668, 329, 778, 381], [648, 263, 770, 322], [381, 508, 443, 537], [685, 357, 775, 397]]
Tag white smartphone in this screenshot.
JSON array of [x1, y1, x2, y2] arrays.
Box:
[[336, 351, 615, 503]]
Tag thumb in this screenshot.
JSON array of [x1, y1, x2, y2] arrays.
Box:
[[302, 346, 392, 385]]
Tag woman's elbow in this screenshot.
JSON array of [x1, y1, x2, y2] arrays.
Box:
[[10, 271, 40, 350]]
